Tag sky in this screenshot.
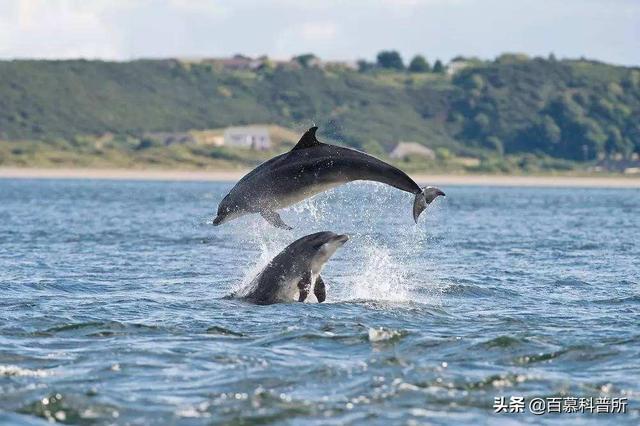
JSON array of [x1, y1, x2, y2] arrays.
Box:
[[0, 0, 638, 66]]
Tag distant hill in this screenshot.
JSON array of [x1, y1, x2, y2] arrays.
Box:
[[0, 56, 638, 169]]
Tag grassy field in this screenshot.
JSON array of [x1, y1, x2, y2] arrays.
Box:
[[0, 129, 599, 176]]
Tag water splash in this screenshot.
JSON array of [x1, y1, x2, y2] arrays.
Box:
[[340, 240, 410, 302], [226, 183, 446, 305], [228, 219, 291, 297], [291, 190, 335, 223], [0, 365, 51, 377]]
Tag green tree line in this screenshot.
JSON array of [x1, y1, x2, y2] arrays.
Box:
[[0, 55, 638, 162]]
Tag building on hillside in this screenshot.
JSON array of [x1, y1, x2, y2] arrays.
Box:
[[389, 142, 435, 161], [223, 126, 271, 150]]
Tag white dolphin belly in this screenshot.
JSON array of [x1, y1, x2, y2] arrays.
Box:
[[273, 181, 345, 209]]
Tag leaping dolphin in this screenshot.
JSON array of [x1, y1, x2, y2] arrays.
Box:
[[236, 231, 348, 305], [213, 127, 445, 229]]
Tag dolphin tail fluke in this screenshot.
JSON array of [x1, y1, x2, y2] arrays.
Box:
[[260, 210, 293, 230], [413, 186, 445, 223]]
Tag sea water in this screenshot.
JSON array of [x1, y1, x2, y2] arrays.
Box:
[[0, 179, 638, 424]]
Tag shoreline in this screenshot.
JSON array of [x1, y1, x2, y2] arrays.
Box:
[[1, 167, 639, 188]]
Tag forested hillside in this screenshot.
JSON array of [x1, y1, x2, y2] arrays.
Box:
[[450, 57, 640, 161], [1, 56, 638, 167]]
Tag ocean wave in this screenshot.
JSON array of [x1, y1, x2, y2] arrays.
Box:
[[367, 327, 407, 343], [0, 365, 51, 377]]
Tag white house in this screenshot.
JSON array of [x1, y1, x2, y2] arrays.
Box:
[[223, 126, 271, 150]]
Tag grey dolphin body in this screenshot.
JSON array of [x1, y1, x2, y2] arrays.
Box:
[[238, 231, 348, 305], [213, 126, 445, 229]]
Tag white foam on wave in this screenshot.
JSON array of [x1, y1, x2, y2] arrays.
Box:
[[0, 365, 51, 377], [367, 327, 404, 342]]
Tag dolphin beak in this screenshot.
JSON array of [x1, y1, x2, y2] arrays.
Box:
[[212, 215, 224, 226], [335, 234, 349, 244]]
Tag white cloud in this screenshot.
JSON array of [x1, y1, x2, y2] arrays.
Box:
[[0, 0, 234, 59], [274, 21, 340, 58], [380, 0, 467, 6], [166, 0, 229, 18], [0, 0, 124, 58], [0, 0, 637, 65]]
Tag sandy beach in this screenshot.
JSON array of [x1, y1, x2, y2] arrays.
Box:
[[1, 167, 639, 188]]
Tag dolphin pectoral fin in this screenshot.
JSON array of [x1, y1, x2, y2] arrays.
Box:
[[298, 287, 308, 303], [260, 210, 293, 230], [297, 272, 312, 302], [413, 186, 446, 223], [314, 275, 326, 303]]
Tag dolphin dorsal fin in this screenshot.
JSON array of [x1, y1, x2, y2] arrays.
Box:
[[291, 126, 322, 151]]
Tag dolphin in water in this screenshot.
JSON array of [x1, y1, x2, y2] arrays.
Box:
[[213, 126, 445, 229], [237, 231, 348, 305]]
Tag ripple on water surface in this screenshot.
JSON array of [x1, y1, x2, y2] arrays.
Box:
[[0, 181, 639, 425]]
